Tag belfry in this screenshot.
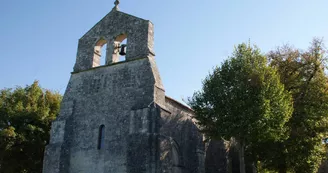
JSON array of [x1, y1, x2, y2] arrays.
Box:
[[42, 2, 205, 173]]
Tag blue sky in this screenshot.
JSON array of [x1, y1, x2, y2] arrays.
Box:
[[1, 0, 328, 103]]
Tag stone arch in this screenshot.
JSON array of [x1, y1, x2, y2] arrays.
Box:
[[107, 33, 128, 63], [93, 37, 108, 67], [159, 136, 183, 173], [171, 139, 183, 173]]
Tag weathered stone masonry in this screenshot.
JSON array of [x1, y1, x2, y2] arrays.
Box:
[[43, 6, 204, 173]]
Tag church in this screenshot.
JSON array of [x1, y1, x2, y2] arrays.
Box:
[[42, 1, 205, 173]]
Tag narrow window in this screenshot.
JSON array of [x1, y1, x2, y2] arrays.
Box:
[[100, 43, 107, 65], [93, 38, 107, 67], [98, 125, 105, 150]]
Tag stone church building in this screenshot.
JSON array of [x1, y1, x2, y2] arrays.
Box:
[[42, 2, 206, 173], [42, 1, 328, 173]]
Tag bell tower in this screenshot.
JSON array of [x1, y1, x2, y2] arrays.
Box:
[[43, 1, 205, 173], [43, 1, 165, 173], [73, 0, 155, 72]]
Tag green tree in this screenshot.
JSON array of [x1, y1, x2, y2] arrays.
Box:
[[0, 81, 62, 173], [189, 43, 293, 173], [260, 38, 328, 173]]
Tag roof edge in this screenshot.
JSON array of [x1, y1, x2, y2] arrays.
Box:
[[80, 10, 150, 40], [165, 96, 194, 113]]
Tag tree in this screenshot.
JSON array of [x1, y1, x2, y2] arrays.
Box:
[[0, 81, 62, 173], [260, 38, 328, 173], [189, 43, 293, 173]]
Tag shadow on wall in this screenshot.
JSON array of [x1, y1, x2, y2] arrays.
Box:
[[205, 139, 254, 173], [159, 111, 204, 173], [160, 136, 183, 173]]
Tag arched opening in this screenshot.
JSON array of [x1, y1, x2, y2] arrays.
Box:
[[112, 33, 127, 63], [171, 140, 183, 173], [97, 125, 105, 150], [100, 43, 107, 65], [119, 38, 127, 61], [159, 137, 183, 173], [93, 38, 107, 67]]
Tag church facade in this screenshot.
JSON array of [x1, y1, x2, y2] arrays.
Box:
[[42, 3, 205, 173]]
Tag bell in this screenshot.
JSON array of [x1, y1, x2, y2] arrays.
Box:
[[119, 44, 127, 56]]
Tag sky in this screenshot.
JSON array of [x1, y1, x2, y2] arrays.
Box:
[[1, 0, 328, 103]]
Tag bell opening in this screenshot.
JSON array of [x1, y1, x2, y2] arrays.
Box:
[[93, 38, 107, 67], [100, 43, 107, 65], [119, 39, 127, 62], [112, 33, 127, 63]]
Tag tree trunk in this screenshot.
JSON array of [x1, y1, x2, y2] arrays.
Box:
[[238, 140, 246, 173]]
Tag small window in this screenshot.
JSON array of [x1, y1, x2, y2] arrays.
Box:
[[98, 125, 105, 150]]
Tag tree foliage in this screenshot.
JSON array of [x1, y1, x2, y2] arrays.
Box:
[[0, 81, 62, 173], [258, 38, 328, 173], [189, 43, 293, 173]]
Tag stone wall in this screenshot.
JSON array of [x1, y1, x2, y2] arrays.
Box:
[[159, 97, 205, 173], [43, 57, 163, 173]]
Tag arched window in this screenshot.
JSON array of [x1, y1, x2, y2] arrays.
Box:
[[119, 38, 127, 61], [112, 33, 127, 63], [100, 43, 107, 65], [98, 125, 105, 150], [93, 38, 107, 67]]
